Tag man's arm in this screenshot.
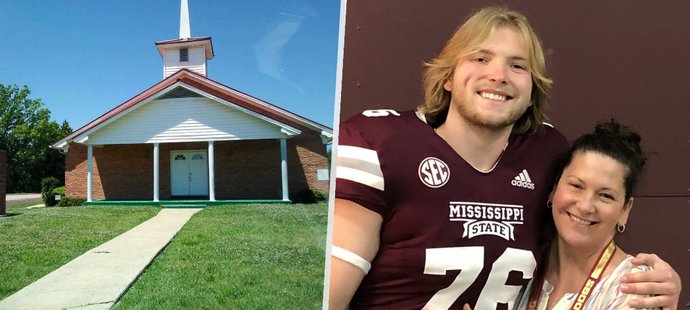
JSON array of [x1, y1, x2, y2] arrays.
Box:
[[621, 253, 682, 309], [329, 198, 383, 310]]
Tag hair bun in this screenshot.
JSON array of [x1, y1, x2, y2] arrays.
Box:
[[594, 119, 641, 145], [565, 119, 648, 201]]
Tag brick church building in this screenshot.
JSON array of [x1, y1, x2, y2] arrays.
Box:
[[51, 1, 331, 204]]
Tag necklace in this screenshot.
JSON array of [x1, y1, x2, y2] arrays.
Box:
[[432, 125, 509, 173], [474, 141, 509, 173]]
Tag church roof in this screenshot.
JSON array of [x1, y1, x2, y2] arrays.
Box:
[[52, 69, 332, 149], [155, 36, 214, 58]]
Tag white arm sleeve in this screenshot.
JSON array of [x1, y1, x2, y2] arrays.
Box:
[[331, 245, 372, 275]]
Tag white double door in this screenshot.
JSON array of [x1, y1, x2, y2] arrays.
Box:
[[171, 150, 208, 196]]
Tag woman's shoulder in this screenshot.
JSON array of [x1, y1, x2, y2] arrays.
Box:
[[588, 255, 655, 310], [619, 255, 652, 273], [604, 255, 652, 283]]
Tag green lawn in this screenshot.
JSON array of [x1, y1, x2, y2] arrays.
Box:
[[116, 203, 328, 309], [0, 202, 160, 299], [0, 201, 328, 309]]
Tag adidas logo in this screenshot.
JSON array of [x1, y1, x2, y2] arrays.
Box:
[[511, 169, 535, 190]]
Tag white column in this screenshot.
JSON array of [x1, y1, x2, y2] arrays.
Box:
[[87, 145, 93, 202], [280, 138, 289, 201], [153, 143, 160, 202], [208, 141, 215, 201]]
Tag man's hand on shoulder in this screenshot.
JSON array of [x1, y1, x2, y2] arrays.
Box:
[[621, 253, 681, 309]]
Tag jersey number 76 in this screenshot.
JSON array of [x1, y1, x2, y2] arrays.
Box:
[[423, 247, 536, 310]]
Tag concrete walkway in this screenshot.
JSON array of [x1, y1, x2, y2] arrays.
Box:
[[5, 193, 42, 206], [0, 208, 202, 310]]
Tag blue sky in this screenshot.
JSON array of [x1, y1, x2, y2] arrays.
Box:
[[0, 0, 340, 130]]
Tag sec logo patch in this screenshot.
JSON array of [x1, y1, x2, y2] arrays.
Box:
[[418, 157, 450, 188]]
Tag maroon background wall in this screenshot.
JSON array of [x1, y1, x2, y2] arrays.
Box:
[[339, 0, 689, 304]]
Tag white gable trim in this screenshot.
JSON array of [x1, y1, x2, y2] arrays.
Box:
[[73, 82, 301, 145], [196, 76, 331, 134], [72, 84, 177, 144], [320, 130, 334, 144], [178, 83, 301, 136]]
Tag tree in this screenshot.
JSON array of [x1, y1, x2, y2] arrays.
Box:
[[0, 84, 72, 192]]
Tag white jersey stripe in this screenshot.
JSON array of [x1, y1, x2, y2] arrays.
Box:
[[338, 145, 381, 165], [336, 145, 384, 190], [336, 166, 385, 191]]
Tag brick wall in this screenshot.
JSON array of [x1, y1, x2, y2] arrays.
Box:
[[97, 144, 153, 199], [65, 144, 152, 200], [215, 140, 281, 199], [0, 150, 6, 215], [287, 131, 330, 195], [65, 143, 89, 198], [63, 134, 329, 201]]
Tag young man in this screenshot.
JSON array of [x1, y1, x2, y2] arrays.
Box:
[[329, 6, 680, 310]]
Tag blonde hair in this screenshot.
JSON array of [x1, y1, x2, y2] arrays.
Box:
[[419, 6, 552, 134]]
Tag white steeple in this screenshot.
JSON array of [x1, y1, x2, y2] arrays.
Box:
[[179, 0, 191, 39], [155, 0, 214, 79]]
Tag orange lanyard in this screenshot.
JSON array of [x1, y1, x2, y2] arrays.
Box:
[[527, 240, 617, 310]]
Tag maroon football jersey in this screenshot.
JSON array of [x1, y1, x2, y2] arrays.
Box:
[[335, 110, 569, 310]]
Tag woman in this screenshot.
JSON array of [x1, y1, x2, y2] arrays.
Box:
[[517, 120, 656, 309]]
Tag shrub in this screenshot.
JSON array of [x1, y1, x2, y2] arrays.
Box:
[[291, 189, 317, 204], [52, 187, 66, 205], [41, 177, 61, 207], [57, 196, 86, 207], [52, 187, 65, 196], [291, 189, 328, 203], [312, 190, 327, 201]]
